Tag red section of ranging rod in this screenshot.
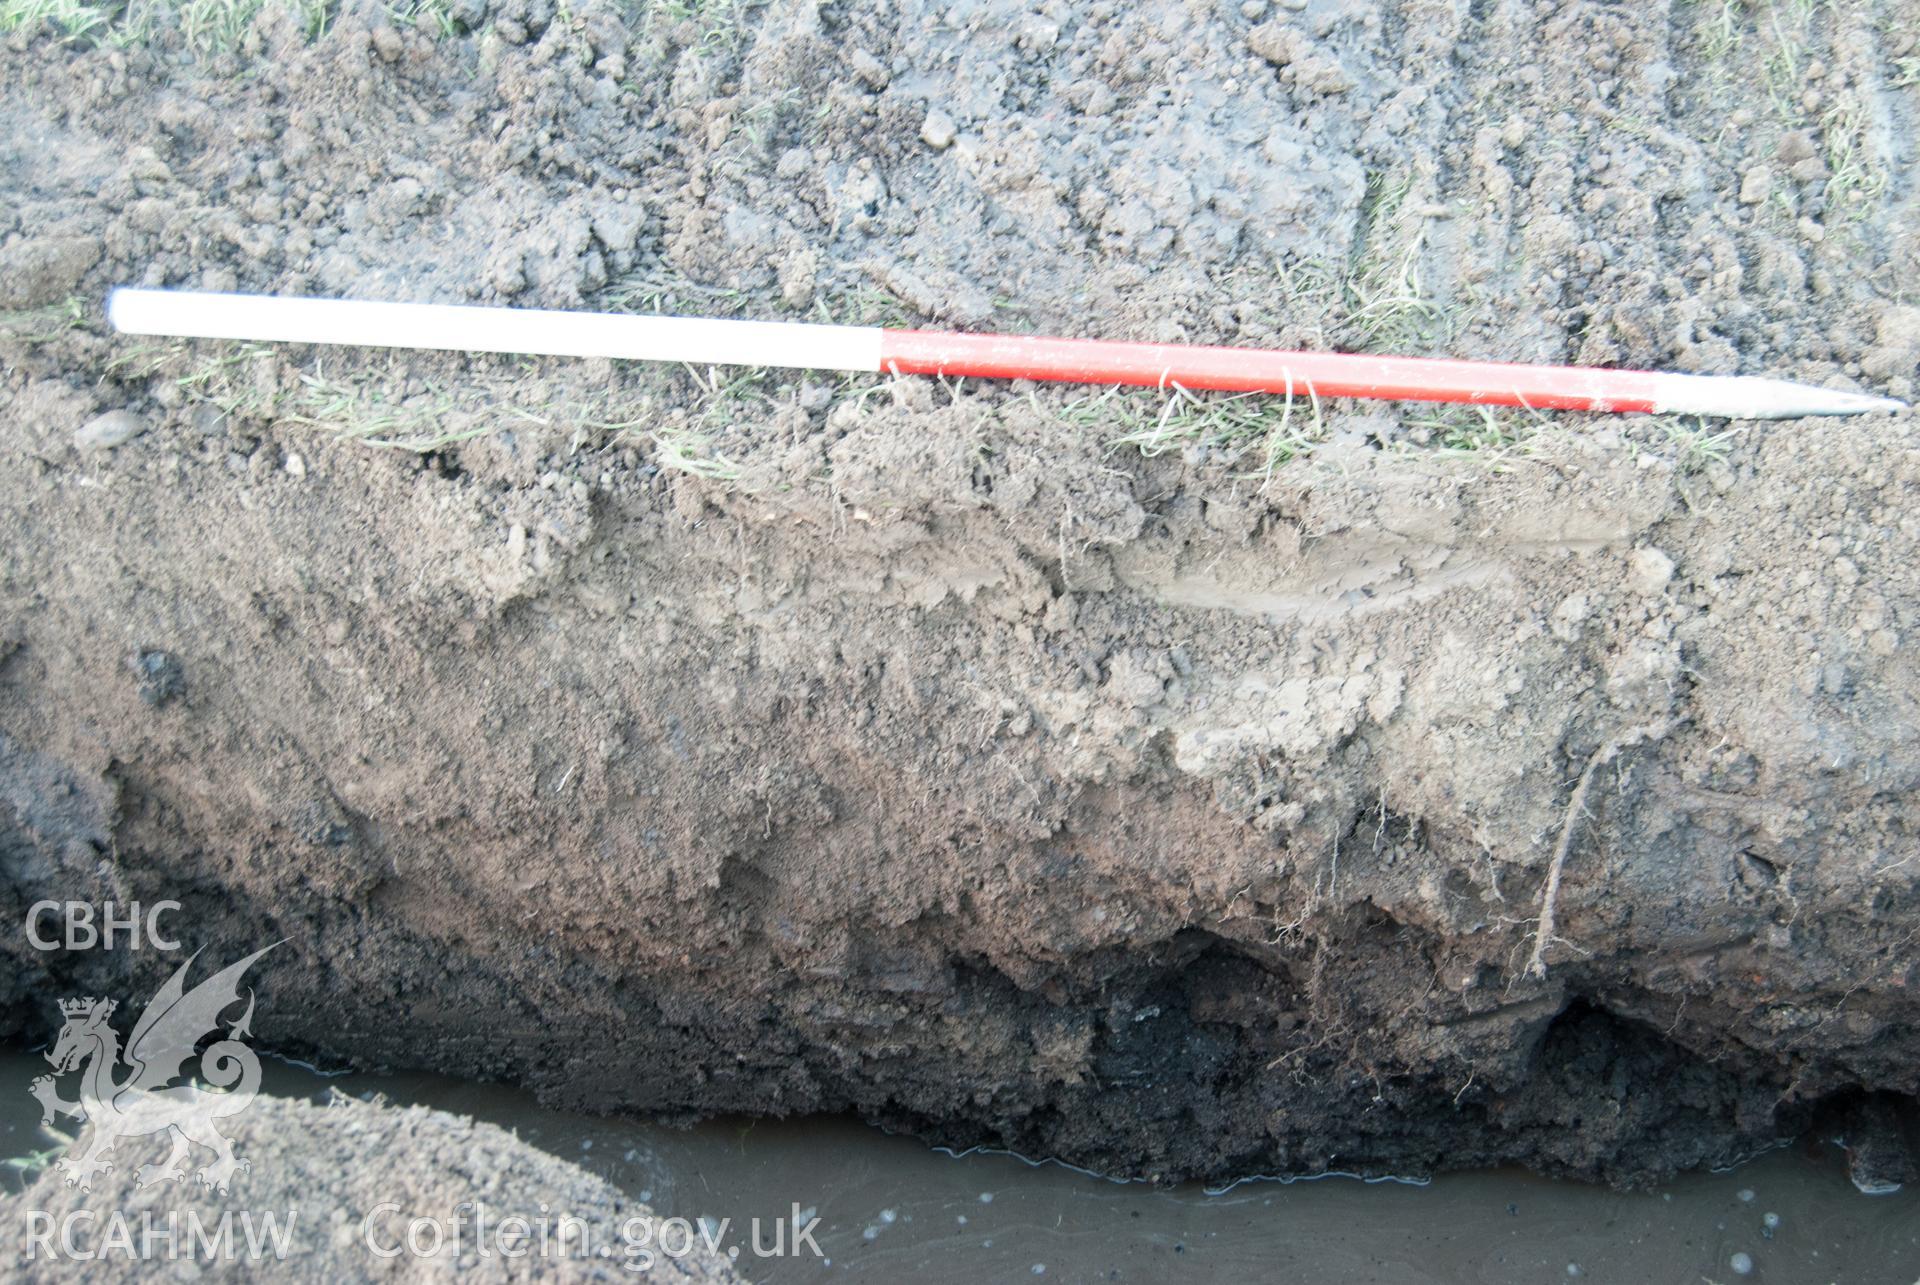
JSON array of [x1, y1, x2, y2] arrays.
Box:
[[878, 329, 1662, 413]]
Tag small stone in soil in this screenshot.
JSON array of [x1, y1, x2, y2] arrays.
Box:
[[129, 650, 186, 706], [75, 410, 148, 451], [1628, 546, 1674, 595], [921, 109, 957, 150]]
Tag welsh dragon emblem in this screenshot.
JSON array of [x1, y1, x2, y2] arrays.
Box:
[[29, 946, 275, 1194]]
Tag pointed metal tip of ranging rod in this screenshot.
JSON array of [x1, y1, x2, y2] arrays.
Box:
[[1653, 373, 1911, 420], [1762, 382, 1911, 419]]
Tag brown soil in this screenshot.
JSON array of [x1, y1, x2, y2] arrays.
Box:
[[2, 0, 1918, 1190]]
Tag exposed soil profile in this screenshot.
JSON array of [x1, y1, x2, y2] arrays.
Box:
[[2, 0, 1918, 1196]]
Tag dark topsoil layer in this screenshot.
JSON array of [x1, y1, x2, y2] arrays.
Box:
[[3, 0, 1919, 1188]]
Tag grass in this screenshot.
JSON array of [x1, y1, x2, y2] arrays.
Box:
[[175, 0, 286, 54], [1691, 0, 1819, 121], [108, 339, 656, 452], [1760, 4, 1805, 109], [1820, 99, 1888, 216], [1083, 166, 1466, 471], [645, 0, 743, 52], [283, 370, 487, 449], [1236, 168, 1453, 361], [1699, 0, 1743, 61], [1662, 416, 1741, 473], [641, 362, 776, 481], [649, 427, 741, 480], [0, 0, 111, 40], [1093, 361, 1751, 475], [812, 283, 916, 330], [1090, 382, 1327, 478], [0, 0, 328, 54], [386, 0, 454, 37], [111, 335, 1741, 484], [4, 1125, 74, 1191], [298, 367, 652, 451], [1680, 1, 1892, 225], [106, 325, 845, 484], [733, 88, 802, 151], [1402, 404, 1537, 458], [0, 0, 417, 53], [1403, 408, 1747, 472], [4, 1142, 66, 1182], [0, 295, 89, 343], [1341, 169, 1446, 354], [602, 272, 751, 319]]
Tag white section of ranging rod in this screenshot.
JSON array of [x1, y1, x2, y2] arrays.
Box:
[[105, 288, 887, 374], [1645, 371, 1908, 419]]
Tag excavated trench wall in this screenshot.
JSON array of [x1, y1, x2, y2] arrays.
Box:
[[3, 0, 1918, 1186]]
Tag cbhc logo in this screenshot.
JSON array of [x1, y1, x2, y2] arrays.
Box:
[[25, 901, 182, 952]]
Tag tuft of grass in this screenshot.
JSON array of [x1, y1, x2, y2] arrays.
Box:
[[283, 370, 490, 450], [0, 295, 89, 342], [602, 272, 751, 319], [169, 341, 276, 401], [1684, 1, 1889, 223], [1662, 416, 1741, 473], [293, 366, 653, 451], [1225, 168, 1454, 363], [176, 0, 268, 55], [684, 362, 773, 423], [650, 0, 742, 52], [109, 336, 837, 468], [732, 87, 802, 151], [1401, 404, 1538, 458], [1699, 0, 1742, 61], [0, 0, 331, 55], [1820, 99, 1888, 217], [637, 362, 774, 481], [107, 339, 652, 452], [0, 0, 111, 40], [386, 0, 453, 36], [4, 1125, 75, 1190], [1106, 171, 1471, 473], [812, 283, 915, 330], [1757, 1, 1809, 120], [1097, 381, 1328, 477], [1341, 169, 1446, 354], [649, 427, 741, 480]]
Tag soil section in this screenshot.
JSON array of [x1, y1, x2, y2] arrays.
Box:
[[2, 0, 1918, 1190]]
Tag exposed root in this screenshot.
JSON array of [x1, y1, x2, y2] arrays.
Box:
[[1526, 718, 1678, 979]]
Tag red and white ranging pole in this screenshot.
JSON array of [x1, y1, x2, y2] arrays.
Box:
[[106, 289, 1907, 420]]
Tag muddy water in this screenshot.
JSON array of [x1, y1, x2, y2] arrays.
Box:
[[3, 1051, 1916, 1284]]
